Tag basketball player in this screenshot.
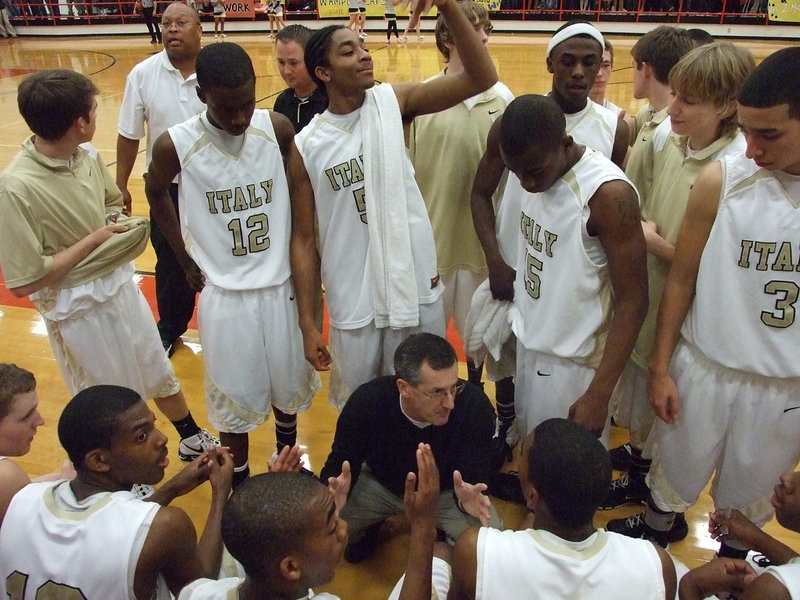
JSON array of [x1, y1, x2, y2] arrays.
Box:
[[468, 21, 629, 450], [446, 418, 676, 600], [146, 43, 320, 488], [0, 385, 233, 600], [0, 69, 216, 464], [289, 1, 497, 409], [0, 363, 75, 522], [612, 47, 800, 554], [179, 444, 450, 600], [117, 1, 205, 358], [497, 95, 647, 445], [408, 1, 513, 387], [601, 43, 754, 518]]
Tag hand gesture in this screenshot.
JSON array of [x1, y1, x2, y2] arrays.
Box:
[[568, 391, 608, 439], [268, 444, 305, 473], [328, 460, 352, 514], [207, 446, 234, 499], [708, 509, 760, 549], [404, 444, 440, 528], [453, 469, 491, 526], [679, 559, 756, 600], [648, 371, 680, 424]]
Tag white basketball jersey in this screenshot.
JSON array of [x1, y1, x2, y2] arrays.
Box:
[[0, 481, 166, 600], [294, 88, 441, 330], [764, 559, 800, 600], [475, 528, 665, 600], [682, 153, 800, 377], [178, 578, 341, 600], [565, 100, 619, 160], [510, 150, 635, 365], [170, 110, 291, 290]]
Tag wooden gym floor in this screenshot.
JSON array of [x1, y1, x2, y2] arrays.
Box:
[[0, 32, 797, 599]]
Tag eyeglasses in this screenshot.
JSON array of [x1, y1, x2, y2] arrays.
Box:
[[161, 19, 192, 29], [418, 381, 465, 402]]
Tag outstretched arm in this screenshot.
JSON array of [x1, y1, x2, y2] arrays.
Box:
[[288, 141, 331, 371], [709, 509, 799, 566], [648, 161, 722, 424], [569, 179, 648, 437], [393, 0, 497, 120], [470, 118, 515, 301], [144, 131, 205, 292]]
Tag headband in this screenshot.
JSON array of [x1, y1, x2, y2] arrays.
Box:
[[546, 23, 604, 57]]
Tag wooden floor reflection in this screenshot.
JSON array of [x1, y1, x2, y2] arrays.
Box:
[[0, 32, 797, 599]]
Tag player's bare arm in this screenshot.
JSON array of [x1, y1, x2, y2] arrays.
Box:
[[0, 460, 30, 526], [610, 117, 629, 168], [447, 526, 479, 600], [116, 134, 141, 216], [656, 545, 678, 600], [648, 161, 722, 424], [568, 179, 647, 437], [269, 111, 295, 162], [9, 221, 131, 299], [145, 131, 205, 292], [288, 141, 332, 371], [393, 0, 497, 121], [470, 117, 515, 301]]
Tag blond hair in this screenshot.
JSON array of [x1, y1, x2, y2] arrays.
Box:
[[669, 42, 755, 136], [435, 1, 492, 62]]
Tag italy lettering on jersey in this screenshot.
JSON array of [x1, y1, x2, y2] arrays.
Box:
[[294, 89, 441, 330], [170, 110, 291, 291], [682, 153, 800, 377], [509, 150, 635, 366]]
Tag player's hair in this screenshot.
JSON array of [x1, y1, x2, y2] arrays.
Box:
[[222, 472, 324, 579], [526, 418, 611, 529], [305, 24, 346, 87], [738, 47, 800, 120], [0, 364, 36, 420], [670, 42, 755, 137], [196, 42, 256, 91], [394, 333, 457, 386], [58, 385, 142, 470], [686, 28, 714, 47], [603, 39, 614, 66], [631, 26, 693, 85], [275, 23, 312, 47], [499, 94, 565, 157], [17, 69, 98, 141], [434, 1, 492, 62]]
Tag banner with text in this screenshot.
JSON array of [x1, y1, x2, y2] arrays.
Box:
[[223, 0, 255, 18], [768, 0, 800, 21]]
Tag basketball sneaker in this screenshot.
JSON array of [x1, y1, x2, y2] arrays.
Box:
[[178, 428, 220, 461], [598, 471, 649, 509], [606, 511, 688, 548], [609, 442, 635, 471]]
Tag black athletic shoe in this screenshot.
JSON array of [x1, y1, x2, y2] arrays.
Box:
[[609, 442, 634, 471], [344, 521, 383, 564], [598, 472, 649, 509], [606, 511, 688, 548], [718, 542, 750, 560]]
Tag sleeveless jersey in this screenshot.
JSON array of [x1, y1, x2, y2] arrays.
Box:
[[178, 577, 341, 600], [764, 559, 800, 600], [294, 88, 441, 330], [475, 527, 665, 600], [0, 481, 166, 600], [169, 110, 290, 290], [565, 100, 619, 160], [630, 131, 745, 368], [682, 153, 800, 377], [510, 149, 636, 366]]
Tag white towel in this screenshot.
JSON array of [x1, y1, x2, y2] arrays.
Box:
[[362, 84, 420, 329], [464, 279, 513, 366]]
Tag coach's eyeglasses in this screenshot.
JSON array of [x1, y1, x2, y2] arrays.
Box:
[[161, 18, 192, 29], [419, 381, 465, 402]]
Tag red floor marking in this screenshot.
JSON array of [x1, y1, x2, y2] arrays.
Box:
[[0, 68, 37, 79]]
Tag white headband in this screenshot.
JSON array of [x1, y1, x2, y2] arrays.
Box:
[[546, 23, 605, 57]]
